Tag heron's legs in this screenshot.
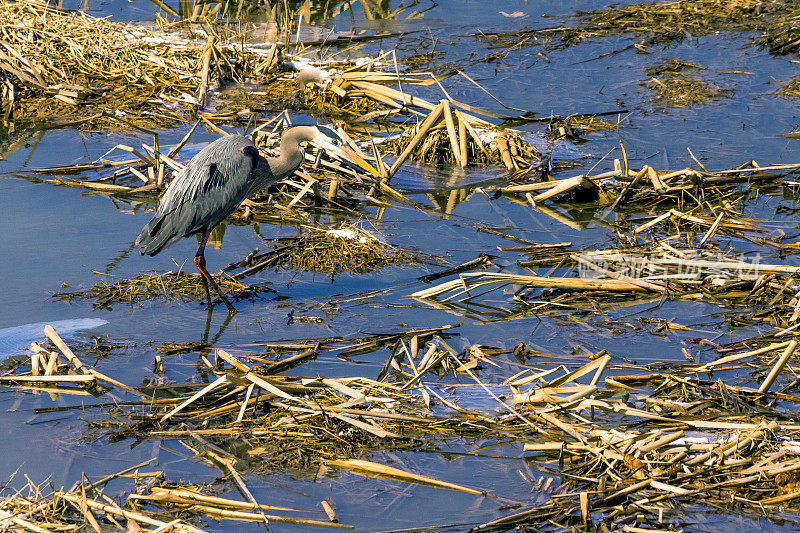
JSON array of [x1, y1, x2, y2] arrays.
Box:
[[194, 230, 236, 314]]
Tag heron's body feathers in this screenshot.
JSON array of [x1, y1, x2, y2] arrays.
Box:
[[136, 135, 274, 256], [136, 127, 332, 256]]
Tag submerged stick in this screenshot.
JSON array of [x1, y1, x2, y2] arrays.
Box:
[[177, 505, 352, 528]]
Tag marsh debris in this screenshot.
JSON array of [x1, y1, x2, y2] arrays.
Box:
[[0, 1, 208, 128], [545, 114, 616, 142], [9, 324, 800, 530], [383, 116, 541, 172], [496, 152, 800, 214], [643, 58, 709, 76], [412, 244, 800, 328], [0, 461, 350, 531], [779, 78, 800, 99]]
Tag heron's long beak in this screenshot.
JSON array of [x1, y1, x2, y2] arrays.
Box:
[[316, 141, 381, 177]]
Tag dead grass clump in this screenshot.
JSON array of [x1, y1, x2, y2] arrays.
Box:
[[644, 72, 732, 107], [546, 114, 616, 142], [53, 271, 261, 309], [261, 226, 414, 275], [778, 78, 800, 99], [384, 123, 540, 171], [382, 126, 491, 166]]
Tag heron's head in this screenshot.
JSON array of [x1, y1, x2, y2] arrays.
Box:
[[308, 125, 379, 176]]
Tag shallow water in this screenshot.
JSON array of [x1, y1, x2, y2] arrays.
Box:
[[2, 0, 800, 531]]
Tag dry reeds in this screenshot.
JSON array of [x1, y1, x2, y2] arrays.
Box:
[[0, 1, 280, 129], [497, 152, 800, 213], [381, 103, 541, 173]]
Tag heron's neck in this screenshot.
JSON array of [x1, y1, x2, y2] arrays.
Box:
[[266, 126, 316, 176]]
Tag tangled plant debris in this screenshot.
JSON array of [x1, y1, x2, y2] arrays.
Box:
[[8, 321, 800, 531]]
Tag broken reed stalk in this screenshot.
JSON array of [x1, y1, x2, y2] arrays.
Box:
[[441, 99, 462, 167], [495, 134, 514, 172], [197, 35, 216, 107], [697, 341, 793, 372], [388, 100, 444, 177], [42, 325, 145, 397], [411, 272, 653, 301], [57, 492, 204, 533], [759, 340, 799, 393], [326, 459, 493, 496], [531, 176, 591, 203]]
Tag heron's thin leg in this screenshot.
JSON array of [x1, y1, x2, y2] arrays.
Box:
[[194, 254, 212, 310], [194, 231, 237, 314]]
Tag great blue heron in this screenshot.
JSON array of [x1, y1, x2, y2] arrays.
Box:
[[135, 125, 368, 314]]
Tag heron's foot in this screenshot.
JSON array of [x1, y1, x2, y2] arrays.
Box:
[[222, 299, 237, 315], [201, 296, 236, 314], [194, 253, 236, 314]]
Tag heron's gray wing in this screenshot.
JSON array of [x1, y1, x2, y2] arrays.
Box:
[[136, 151, 253, 256]]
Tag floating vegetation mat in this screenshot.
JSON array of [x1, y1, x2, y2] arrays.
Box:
[[9, 323, 800, 530], [545, 114, 617, 142], [413, 246, 800, 329], [225, 226, 416, 278], [779, 78, 800, 99], [53, 271, 267, 309], [478, 0, 800, 54], [495, 150, 800, 217]]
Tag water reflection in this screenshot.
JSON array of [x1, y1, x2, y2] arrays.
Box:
[[0, 128, 44, 162]]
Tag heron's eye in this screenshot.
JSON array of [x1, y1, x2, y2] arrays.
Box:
[[239, 146, 259, 160]]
